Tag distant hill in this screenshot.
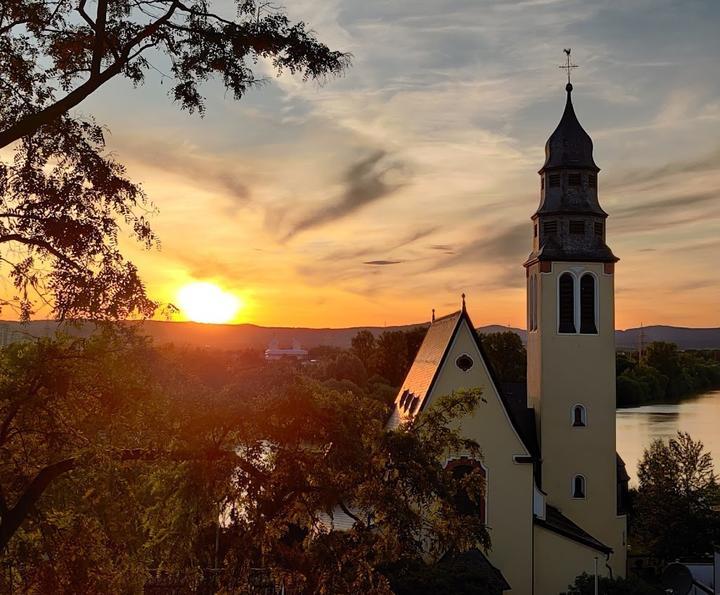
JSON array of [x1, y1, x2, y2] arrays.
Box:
[[0, 320, 718, 351]]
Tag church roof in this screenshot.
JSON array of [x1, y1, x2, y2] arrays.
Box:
[[387, 309, 539, 460], [535, 505, 613, 554], [540, 83, 599, 173]]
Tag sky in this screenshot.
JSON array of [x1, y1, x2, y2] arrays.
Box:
[[82, 0, 719, 329]]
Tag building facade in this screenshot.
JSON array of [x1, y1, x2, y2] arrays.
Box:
[[388, 81, 628, 593]]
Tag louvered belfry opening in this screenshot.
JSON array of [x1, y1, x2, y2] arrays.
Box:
[[558, 273, 576, 333], [580, 274, 597, 334]]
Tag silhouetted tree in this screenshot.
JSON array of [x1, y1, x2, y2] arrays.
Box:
[[324, 351, 368, 387], [634, 432, 720, 561], [561, 572, 661, 595], [481, 331, 526, 383], [351, 330, 377, 371], [0, 1, 348, 319], [375, 330, 410, 387]]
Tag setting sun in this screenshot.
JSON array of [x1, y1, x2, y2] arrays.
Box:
[[176, 282, 242, 324]]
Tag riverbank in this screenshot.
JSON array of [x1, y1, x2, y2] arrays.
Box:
[[616, 344, 720, 408]]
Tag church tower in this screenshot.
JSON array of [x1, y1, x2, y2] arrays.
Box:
[[525, 78, 627, 574]]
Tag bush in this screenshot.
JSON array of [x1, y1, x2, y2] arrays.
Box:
[[561, 572, 662, 595]]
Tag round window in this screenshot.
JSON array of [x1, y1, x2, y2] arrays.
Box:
[[456, 354, 474, 372]]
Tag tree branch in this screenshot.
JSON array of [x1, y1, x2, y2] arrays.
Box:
[[0, 234, 83, 270], [0, 1, 181, 150]]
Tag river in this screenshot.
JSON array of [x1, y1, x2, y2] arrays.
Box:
[[616, 389, 720, 485]]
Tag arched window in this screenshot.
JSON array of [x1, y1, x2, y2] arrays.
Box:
[[572, 475, 586, 499], [558, 273, 576, 333], [448, 461, 487, 524], [580, 274, 597, 334], [572, 405, 587, 427]]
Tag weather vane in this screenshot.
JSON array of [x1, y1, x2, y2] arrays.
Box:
[[559, 48, 578, 85]]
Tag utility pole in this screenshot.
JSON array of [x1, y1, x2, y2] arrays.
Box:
[[594, 556, 599, 595]]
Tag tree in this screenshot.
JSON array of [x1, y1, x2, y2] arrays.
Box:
[[1, 332, 491, 592], [1, 1, 348, 319], [324, 351, 368, 387], [561, 572, 661, 595], [634, 432, 720, 561], [481, 331, 526, 383], [351, 330, 376, 372]]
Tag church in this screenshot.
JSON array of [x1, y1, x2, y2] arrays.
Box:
[[387, 78, 630, 593]]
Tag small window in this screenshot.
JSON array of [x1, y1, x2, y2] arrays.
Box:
[[549, 174, 560, 188], [589, 174, 597, 188], [541, 177, 545, 190], [449, 462, 486, 523], [409, 396, 419, 414], [399, 390, 409, 408], [533, 224, 538, 238], [543, 220, 558, 235], [594, 222, 603, 236], [580, 274, 597, 334], [456, 354, 474, 372], [569, 221, 585, 234], [568, 173, 581, 186], [558, 273, 576, 334], [573, 475, 586, 499], [572, 405, 587, 427]]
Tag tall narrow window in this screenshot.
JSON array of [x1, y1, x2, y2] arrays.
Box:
[[580, 274, 597, 334], [450, 463, 487, 523], [589, 174, 597, 188], [549, 174, 560, 187], [572, 405, 587, 427], [558, 273, 576, 333], [529, 275, 536, 331], [573, 475, 586, 499]]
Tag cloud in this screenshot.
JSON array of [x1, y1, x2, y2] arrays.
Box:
[[116, 136, 252, 209], [613, 191, 719, 220], [283, 150, 408, 240], [606, 147, 720, 190], [363, 260, 403, 265], [440, 222, 530, 268]]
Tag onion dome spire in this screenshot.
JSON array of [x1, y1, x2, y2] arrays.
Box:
[[540, 82, 599, 173]]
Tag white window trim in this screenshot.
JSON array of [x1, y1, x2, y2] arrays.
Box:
[[555, 269, 600, 336]]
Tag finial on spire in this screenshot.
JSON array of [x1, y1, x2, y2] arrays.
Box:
[[559, 48, 578, 89], [461, 293, 466, 312], [431, 308, 436, 323]]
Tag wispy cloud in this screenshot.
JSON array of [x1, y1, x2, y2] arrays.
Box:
[[283, 150, 408, 240]]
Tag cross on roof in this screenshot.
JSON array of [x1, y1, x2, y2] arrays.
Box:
[[559, 48, 578, 84]]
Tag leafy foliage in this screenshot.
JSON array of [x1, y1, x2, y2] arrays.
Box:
[[481, 331, 526, 383], [561, 572, 662, 595], [616, 343, 720, 406], [1, 333, 490, 593], [633, 432, 720, 561]]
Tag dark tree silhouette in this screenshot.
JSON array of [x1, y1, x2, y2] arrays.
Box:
[[0, 0, 349, 319]]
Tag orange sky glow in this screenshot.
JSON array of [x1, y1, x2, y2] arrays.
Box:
[[18, 1, 720, 330]]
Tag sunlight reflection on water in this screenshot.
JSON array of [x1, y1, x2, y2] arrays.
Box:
[[616, 390, 720, 485]]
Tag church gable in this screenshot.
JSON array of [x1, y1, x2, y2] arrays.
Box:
[[425, 315, 530, 458], [388, 308, 535, 460]]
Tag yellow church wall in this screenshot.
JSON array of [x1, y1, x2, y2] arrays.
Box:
[[426, 318, 535, 594], [534, 524, 612, 595], [527, 261, 627, 577]]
